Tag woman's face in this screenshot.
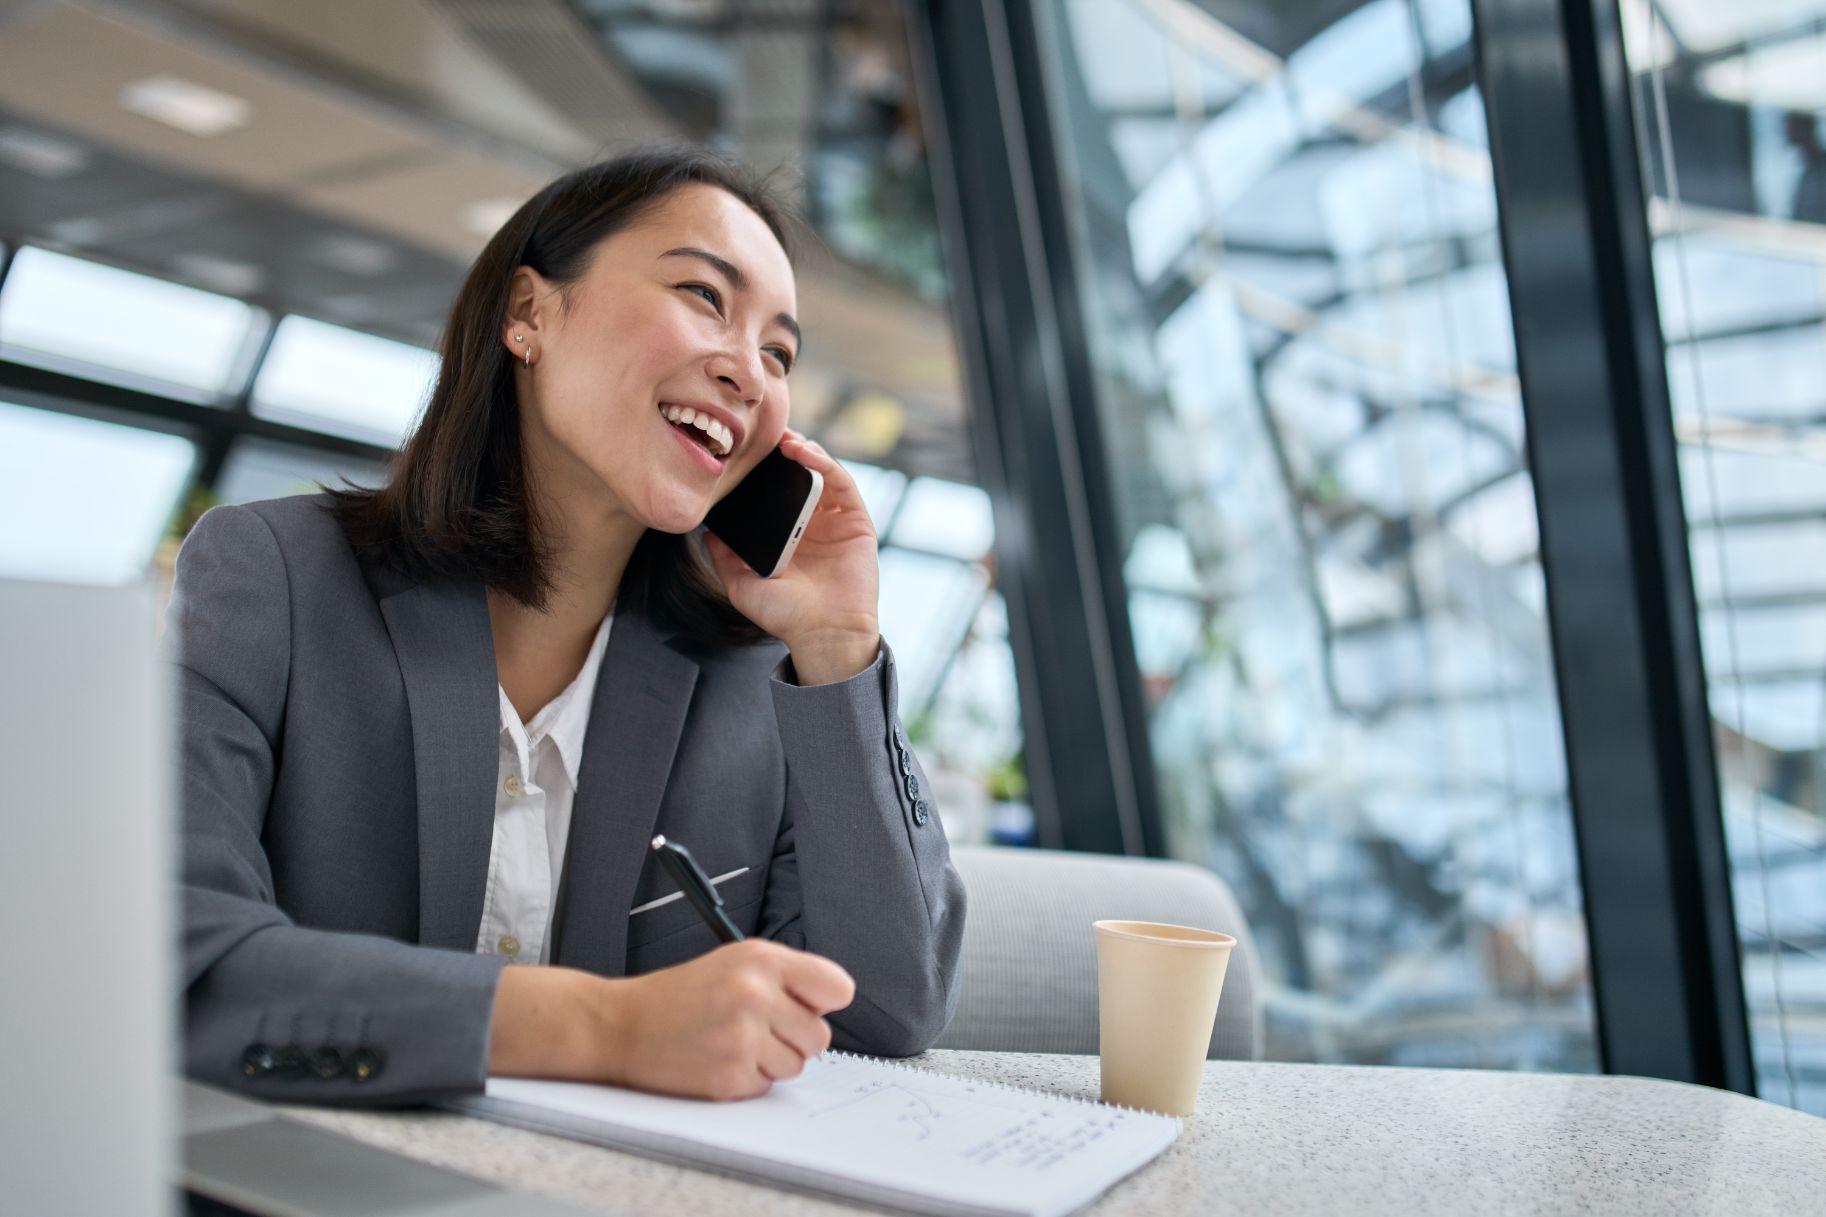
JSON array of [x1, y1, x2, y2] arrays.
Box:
[[510, 183, 799, 536]]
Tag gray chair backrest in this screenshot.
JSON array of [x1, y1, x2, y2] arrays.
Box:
[[936, 846, 1262, 1060]]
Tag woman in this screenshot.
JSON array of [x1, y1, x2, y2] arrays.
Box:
[[171, 148, 965, 1107]]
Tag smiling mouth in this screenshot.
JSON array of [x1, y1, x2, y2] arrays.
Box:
[[659, 404, 733, 459]]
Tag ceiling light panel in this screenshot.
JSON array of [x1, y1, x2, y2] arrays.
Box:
[[299, 153, 545, 260], [119, 73, 250, 138], [0, 5, 428, 192], [462, 197, 525, 239], [0, 124, 91, 179]]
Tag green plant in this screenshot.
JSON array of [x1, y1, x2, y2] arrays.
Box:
[[985, 750, 1028, 803]]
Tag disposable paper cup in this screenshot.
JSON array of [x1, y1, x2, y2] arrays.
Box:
[[1094, 920, 1235, 1116]]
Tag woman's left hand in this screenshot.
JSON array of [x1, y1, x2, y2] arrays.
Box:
[[705, 430, 881, 685]]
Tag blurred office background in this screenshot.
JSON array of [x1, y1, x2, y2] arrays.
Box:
[[0, 0, 1818, 1115]]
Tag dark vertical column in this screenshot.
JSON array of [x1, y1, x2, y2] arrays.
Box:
[[194, 313, 279, 490], [1472, 0, 1751, 1090], [904, 0, 1164, 856]]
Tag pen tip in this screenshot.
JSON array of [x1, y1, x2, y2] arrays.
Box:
[[650, 834, 667, 849]]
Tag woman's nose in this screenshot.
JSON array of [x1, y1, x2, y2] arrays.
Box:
[[708, 345, 764, 405]]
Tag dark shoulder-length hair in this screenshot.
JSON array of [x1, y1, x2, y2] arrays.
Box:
[[329, 146, 796, 646]]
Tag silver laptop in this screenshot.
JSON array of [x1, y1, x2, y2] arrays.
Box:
[[181, 1081, 590, 1217], [2, 579, 173, 1215], [0, 578, 585, 1217]]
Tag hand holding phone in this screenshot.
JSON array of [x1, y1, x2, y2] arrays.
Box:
[[704, 433, 881, 684], [705, 445, 824, 578]]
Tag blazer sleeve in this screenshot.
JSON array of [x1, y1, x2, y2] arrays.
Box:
[[760, 644, 967, 1056], [170, 505, 507, 1107]]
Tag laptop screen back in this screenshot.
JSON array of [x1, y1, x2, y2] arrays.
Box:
[[0, 579, 173, 1215]]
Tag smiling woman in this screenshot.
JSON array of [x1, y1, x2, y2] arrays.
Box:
[[168, 147, 963, 1107], [330, 154, 799, 638], [496, 189, 799, 550]]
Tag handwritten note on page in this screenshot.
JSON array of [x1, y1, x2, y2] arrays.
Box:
[[455, 1051, 1180, 1217]]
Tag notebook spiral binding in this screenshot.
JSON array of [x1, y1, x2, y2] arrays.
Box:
[[819, 1050, 1184, 1126]]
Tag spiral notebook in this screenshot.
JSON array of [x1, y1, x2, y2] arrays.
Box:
[[446, 1051, 1180, 1217]]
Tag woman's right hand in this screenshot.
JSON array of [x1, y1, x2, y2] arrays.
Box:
[[488, 940, 856, 1101]]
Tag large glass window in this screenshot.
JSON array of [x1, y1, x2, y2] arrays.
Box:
[[213, 439, 388, 506], [250, 315, 438, 448], [1032, 0, 1595, 1071], [567, 3, 1018, 841], [854, 463, 1022, 844], [0, 0, 1016, 858], [0, 246, 256, 400], [1623, 0, 1826, 1115], [0, 400, 194, 584]]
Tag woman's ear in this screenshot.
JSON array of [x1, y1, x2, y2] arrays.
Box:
[[500, 266, 548, 363]]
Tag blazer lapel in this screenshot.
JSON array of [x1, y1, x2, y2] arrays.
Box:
[[378, 576, 500, 951], [551, 605, 699, 976]]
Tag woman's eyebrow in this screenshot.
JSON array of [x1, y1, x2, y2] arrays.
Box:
[[660, 246, 802, 352], [662, 245, 747, 290]]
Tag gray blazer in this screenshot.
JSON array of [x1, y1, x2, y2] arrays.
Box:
[[169, 495, 965, 1106]]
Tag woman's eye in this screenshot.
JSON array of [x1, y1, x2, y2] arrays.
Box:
[[766, 347, 795, 375], [681, 282, 722, 312]]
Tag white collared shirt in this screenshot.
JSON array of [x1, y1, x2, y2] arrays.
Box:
[[475, 611, 614, 965]]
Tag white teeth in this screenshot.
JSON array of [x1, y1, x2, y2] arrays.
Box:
[[659, 405, 732, 457]]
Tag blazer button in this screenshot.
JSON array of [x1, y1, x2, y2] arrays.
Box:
[[274, 1045, 310, 1079], [912, 799, 930, 827], [898, 749, 912, 776], [349, 1047, 386, 1082], [311, 1047, 345, 1080], [904, 773, 920, 801], [241, 1043, 276, 1077]]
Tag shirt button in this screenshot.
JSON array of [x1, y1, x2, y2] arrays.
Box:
[[503, 774, 524, 797], [498, 934, 521, 958]]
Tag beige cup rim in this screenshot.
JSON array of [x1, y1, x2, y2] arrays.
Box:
[[1093, 919, 1236, 948]]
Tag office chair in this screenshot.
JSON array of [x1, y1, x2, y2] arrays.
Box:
[[936, 846, 1262, 1060]]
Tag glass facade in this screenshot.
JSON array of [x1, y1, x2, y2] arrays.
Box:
[[560, 5, 1024, 838], [0, 0, 1026, 840], [213, 438, 388, 507], [574, 0, 948, 303], [0, 400, 194, 583], [0, 245, 256, 400], [6, 0, 1821, 1111], [1030, 0, 1596, 1070], [251, 315, 439, 448], [1623, 0, 1826, 1115]]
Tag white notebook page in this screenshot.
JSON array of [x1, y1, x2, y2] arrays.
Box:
[[457, 1052, 1180, 1217]]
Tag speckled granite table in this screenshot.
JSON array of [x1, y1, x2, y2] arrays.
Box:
[[284, 1050, 1826, 1215]]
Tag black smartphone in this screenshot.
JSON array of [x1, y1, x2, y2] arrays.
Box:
[[705, 445, 824, 578]]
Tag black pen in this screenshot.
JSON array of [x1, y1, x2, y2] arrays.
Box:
[[650, 834, 746, 944]]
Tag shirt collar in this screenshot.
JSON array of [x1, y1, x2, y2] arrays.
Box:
[[502, 609, 615, 789]]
